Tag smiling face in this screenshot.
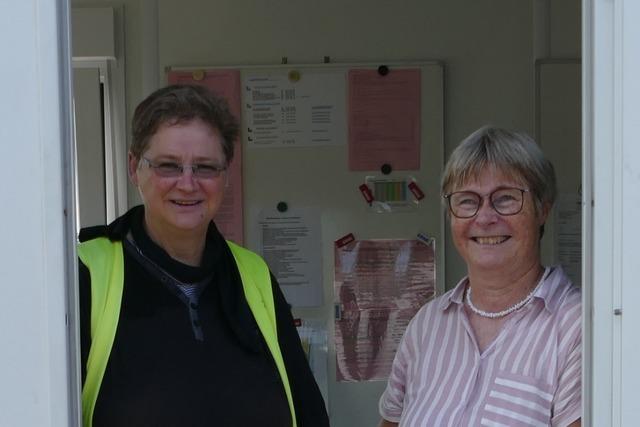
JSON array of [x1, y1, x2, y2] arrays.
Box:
[[129, 118, 227, 242], [450, 167, 549, 278]]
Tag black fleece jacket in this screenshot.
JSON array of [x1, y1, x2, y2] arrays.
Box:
[[79, 206, 329, 427]]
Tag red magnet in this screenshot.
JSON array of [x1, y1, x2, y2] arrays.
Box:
[[359, 184, 374, 204], [335, 233, 355, 248], [408, 182, 425, 200]]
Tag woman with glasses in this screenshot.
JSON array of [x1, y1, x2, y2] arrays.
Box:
[[379, 126, 581, 426], [78, 85, 329, 427]]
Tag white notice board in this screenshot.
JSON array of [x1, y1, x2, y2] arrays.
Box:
[[167, 62, 444, 427]]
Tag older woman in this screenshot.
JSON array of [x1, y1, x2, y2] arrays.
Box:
[[78, 85, 329, 427], [379, 127, 581, 426]]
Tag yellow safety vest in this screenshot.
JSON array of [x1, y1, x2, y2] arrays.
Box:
[[78, 237, 297, 427]]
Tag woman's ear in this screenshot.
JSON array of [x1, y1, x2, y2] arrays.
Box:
[[128, 152, 139, 185], [538, 202, 552, 225]]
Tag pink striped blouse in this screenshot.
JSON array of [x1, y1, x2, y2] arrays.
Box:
[[379, 266, 581, 426]]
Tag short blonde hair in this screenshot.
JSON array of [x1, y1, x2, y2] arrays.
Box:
[[441, 126, 557, 214]]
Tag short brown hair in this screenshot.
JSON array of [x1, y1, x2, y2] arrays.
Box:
[[130, 84, 239, 164]]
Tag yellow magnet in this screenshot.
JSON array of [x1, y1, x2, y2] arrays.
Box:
[[288, 70, 301, 82], [192, 70, 206, 81]]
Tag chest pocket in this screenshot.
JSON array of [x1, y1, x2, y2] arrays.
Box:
[[479, 370, 554, 427]]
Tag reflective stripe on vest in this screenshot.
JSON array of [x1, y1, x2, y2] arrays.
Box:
[[78, 237, 297, 427]]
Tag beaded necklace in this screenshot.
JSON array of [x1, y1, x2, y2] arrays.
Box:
[[465, 267, 548, 319]]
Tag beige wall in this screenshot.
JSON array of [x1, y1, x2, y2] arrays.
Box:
[[71, 0, 582, 305], [157, 0, 578, 283], [550, 0, 582, 57], [74, 0, 580, 283]]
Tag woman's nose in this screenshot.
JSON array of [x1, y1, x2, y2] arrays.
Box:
[[175, 167, 197, 190], [474, 199, 499, 224]]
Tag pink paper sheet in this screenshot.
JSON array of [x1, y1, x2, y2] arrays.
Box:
[[348, 69, 421, 171], [167, 70, 244, 244]]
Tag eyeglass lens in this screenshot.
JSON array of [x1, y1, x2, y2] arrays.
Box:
[[143, 158, 225, 179]]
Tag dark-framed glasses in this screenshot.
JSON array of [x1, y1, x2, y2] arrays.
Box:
[[444, 187, 530, 218], [140, 157, 227, 179]]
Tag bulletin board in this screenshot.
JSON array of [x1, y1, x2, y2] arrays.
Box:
[[166, 61, 444, 427]]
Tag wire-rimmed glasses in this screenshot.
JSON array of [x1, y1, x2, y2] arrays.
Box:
[[140, 157, 227, 180], [444, 187, 530, 218]]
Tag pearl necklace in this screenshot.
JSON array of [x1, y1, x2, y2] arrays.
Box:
[[465, 269, 547, 319]]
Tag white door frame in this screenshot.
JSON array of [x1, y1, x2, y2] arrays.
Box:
[[72, 59, 126, 223], [584, 0, 640, 425], [0, 1, 79, 425]]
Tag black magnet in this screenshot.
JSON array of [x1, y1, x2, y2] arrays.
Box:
[[277, 201, 288, 212], [381, 163, 392, 175], [378, 65, 389, 76]]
